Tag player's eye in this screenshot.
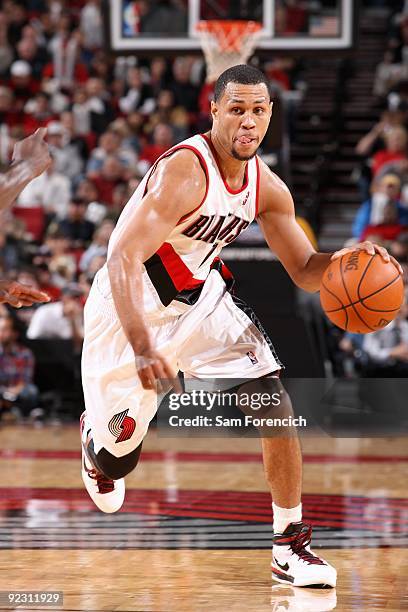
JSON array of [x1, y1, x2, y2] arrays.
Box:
[[254, 107, 265, 114], [231, 107, 243, 114]]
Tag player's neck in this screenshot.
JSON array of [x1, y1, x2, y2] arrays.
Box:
[[207, 131, 248, 191]]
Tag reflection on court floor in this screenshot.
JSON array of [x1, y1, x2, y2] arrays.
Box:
[[0, 427, 406, 611]]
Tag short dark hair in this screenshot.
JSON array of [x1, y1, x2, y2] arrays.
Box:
[[214, 64, 271, 102]]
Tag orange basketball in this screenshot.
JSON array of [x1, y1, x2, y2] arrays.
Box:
[[320, 250, 404, 333]]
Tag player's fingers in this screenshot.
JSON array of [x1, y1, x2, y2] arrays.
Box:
[[34, 127, 47, 140], [373, 244, 390, 262], [390, 255, 404, 276], [138, 366, 156, 391], [4, 293, 22, 307], [8, 284, 50, 302], [356, 241, 376, 256]]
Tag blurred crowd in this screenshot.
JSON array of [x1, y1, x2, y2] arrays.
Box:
[[334, 2, 408, 377]]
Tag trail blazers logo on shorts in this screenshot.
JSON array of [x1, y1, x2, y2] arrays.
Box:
[[108, 410, 136, 443]]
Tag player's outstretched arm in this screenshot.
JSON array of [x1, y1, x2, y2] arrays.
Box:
[[256, 161, 401, 292], [107, 149, 206, 390], [0, 128, 51, 212]]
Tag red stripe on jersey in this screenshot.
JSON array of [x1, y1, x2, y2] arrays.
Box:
[[201, 133, 249, 195], [184, 277, 205, 290], [156, 242, 194, 291]]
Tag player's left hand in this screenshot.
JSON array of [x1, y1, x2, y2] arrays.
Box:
[[0, 280, 51, 308], [331, 241, 403, 276]]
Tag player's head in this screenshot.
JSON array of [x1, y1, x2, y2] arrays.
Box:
[[211, 64, 272, 161]]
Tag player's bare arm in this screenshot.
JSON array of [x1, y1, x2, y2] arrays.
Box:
[[0, 128, 51, 212], [107, 149, 206, 390], [257, 160, 402, 292]]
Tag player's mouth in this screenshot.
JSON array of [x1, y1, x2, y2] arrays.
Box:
[[235, 135, 257, 146]]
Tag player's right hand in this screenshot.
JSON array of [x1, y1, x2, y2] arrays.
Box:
[[12, 128, 52, 178], [135, 347, 182, 394]]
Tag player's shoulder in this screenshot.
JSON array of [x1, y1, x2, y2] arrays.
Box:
[[158, 147, 207, 179], [257, 156, 294, 215]]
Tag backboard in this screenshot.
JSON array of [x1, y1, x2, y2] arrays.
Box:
[[108, 0, 355, 52]]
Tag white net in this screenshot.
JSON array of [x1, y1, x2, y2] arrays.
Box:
[[196, 20, 262, 83]]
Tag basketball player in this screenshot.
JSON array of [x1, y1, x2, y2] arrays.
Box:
[[0, 127, 51, 307], [80, 65, 401, 587]]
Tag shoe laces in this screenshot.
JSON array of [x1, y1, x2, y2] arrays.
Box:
[[289, 524, 325, 565], [87, 467, 115, 494]]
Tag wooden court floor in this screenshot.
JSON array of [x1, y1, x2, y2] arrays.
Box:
[[0, 425, 406, 611]]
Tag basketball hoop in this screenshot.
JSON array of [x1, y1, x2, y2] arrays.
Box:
[[196, 20, 262, 83]]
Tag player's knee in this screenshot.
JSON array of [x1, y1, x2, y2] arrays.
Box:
[[96, 443, 143, 480]]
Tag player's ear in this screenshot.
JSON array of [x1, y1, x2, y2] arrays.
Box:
[[211, 100, 218, 121]]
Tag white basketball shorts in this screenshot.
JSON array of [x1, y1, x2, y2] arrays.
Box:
[[81, 268, 282, 457]]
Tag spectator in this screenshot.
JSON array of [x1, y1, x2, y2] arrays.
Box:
[[363, 294, 408, 376], [0, 12, 12, 76], [390, 232, 408, 263], [361, 200, 407, 242], [84, 77, 115, 134], [8, 60, 39, 111], [118, 67, 154, 115], [371, 126, 408, 177], [46, 120, 84, 180], [23, 91, 55, 135], [170, 57, 199, 112], [43, 230, 77, 287], [0, 86, 20, 129], [0, 316, 38, 418], [145, 89, 189, 142], [80, 0, 103, 52], [86, 129, 136, 177], [139, 122, 174, 169], [0, 228, 19, 272], [56, 197, 95, 247], [27, 284, 84, 350], [352, 174, 408, 239], [79, 219, 114, 273], [17, 155, 71, 219], [15, 35, 49, 80], [91, 156, 127, 206]]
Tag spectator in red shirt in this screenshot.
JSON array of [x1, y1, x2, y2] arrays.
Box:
[[91, 156, 127, 206], [139, 122, 174, 168], [23, 91, 55, 135], [362, 201, 407, 242], [0, 86, 21, 128], [372, 126, 408, 176], [8, 60, 39, 111]]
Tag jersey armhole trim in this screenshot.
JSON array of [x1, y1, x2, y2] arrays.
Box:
[[255, 156, 261, 218], [142, 144, 209, 226]]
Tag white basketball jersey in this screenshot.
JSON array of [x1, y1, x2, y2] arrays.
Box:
[[104, 134, 260, 317]]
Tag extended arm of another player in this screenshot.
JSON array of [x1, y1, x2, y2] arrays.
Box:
[[0, 128, 51, 212], [257, 164, 332, 292], [107, 150, 207, 356]]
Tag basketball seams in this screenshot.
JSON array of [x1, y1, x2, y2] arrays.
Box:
[[324, 273, 402, 313], [339, 254, 375, 332], [356, 253, 376, 302]]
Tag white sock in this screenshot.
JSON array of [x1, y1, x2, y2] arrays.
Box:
[[272, 502, 302, 534]]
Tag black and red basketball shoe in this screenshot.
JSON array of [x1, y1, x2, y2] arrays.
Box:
[[272, 522, 337, 587]]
